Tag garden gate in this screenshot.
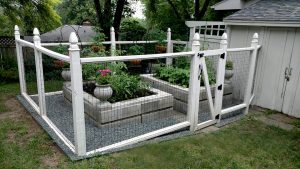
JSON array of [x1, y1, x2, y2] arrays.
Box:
[[14, 25, 260, 158]]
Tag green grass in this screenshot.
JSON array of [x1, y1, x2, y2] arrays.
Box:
[[0, 82, 300, 168]]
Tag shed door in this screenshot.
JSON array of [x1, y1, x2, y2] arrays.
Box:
[[281, 29, 300, 118]]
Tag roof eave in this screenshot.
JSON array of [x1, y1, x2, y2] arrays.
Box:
[[224, 20, 300, 27]]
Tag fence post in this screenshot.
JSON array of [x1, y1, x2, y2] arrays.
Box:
[[244, 33, 259, 114], [166, 28, 173, 65], [187, 33, 201, 131], [214, 33, 228, 123], [188, 27, 196, 49], [33, 28, 46, 116], [14, 25, 27, 94], [110, 27, 116, 56], [69, 32, 86, 156]]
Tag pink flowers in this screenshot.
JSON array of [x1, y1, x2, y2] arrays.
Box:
[[97, 69, 112, 76]]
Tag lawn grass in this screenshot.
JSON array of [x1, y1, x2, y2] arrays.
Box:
[[0, 82, 300, 168]]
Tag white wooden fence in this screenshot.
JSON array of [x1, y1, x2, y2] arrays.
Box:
[[14, 25, 260, 157]]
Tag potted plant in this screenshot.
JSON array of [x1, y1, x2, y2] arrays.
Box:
[[94, 69, 113, 101], [225, 60, 234, 84], [147, 29, 167, 53], [91, 33, 106, 53]]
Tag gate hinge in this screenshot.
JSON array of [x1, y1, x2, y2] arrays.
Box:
[[217, 85, 223, 90], [197, 53, 204, 58], [215, 114, 220, 120], [198, 64, 203, 80], [220, 53, 225, 59]]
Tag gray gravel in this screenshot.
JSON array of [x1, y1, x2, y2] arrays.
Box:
[[18, 94, 243, 160]]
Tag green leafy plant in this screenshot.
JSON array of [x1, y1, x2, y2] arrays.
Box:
[[127, 45, 145, 55], [107, 73, 150, 102], [226, 60, 233, 70], [155, 58, 216, 87], [145, 29, 166, 45]]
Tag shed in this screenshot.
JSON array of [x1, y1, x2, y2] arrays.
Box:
[[224, 0, 300, 117]]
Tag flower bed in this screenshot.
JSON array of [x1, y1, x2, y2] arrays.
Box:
[[63, 82, 174, 127], [140, 74, 233, 114]]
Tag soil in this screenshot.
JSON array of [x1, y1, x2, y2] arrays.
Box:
[[83, 82, 154, 103]]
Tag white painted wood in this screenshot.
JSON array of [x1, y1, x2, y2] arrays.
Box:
[[110, 27, 116, 56], [22, 93, 39, 113], [243, 33, 259, 114], [14, 25, 27, 94], [86, 121, 190, 156], [227, 47, 254, 52], [186, 21, 225, 27], [69, 32, 86, 156], [80, 51, 195, 63], [196, 120, 217, 130], [16, 38, 35, 48], [166, 28, 172, 65], [215, 33, 228, 123], [225, 21, 300, 28], [188, 27, 196, 49], [283, 29, 300, 117], [187, 33, 201, 131], [30, 91, 63, 97], [33, 28, 47, 116], [221, 103, 247, 115], [35, 46, 70, 62]]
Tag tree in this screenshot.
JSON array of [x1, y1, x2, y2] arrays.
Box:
[[93, 0, 133, 39], [0, 0, 61, 35], [142, 0, 225, 39]]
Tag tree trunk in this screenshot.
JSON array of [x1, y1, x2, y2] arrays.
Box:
[[194, 0, 200, 20], [198, 0, 210, 19], [113, 0, 126, 39]]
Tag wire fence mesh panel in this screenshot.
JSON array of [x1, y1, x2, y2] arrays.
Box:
[[75, 57, 190, 152], [221, 50, 251, 119]]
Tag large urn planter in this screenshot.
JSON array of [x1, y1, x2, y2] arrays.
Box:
[[225, 69, 234, 84], [93, 84, 113, 101], [61, 68, 71, 81]]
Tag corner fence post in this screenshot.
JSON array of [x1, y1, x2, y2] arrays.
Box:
[[215, 33, 228, 123], [69, 32, 86, 156], [33, 28, 46, 116], [110, 27, 116, 56], [244, 33, 259, 114], [187, 33, 201, 131], [14, 25, 27, 94], [188, 27, 196, 49], [166, 28, 173, 65]]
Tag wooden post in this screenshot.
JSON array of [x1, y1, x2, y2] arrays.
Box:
[[244, 33, 259, 114], [69, 32, 86, 156], [187, 33, 201, 131], [14, 25, 27, 94], [188, 27, 196, 49], [110, 27, 116, 56], [33, 28, 46, 116], [166, 28, 173, 65], [214, 33, 228, 123]]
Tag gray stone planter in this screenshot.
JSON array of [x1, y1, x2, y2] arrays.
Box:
[[63, 82, 174, 127], [140, 74, 233, 114]]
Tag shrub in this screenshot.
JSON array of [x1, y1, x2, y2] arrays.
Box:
[[120, 18, 146, 41]]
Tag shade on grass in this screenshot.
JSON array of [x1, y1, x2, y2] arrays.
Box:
[[0, 82, 299, 168]]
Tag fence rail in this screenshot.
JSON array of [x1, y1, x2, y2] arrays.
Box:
[[14, 24, 260, 158]]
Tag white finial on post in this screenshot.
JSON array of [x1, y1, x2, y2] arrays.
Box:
[[166, 28, 173, 65], [187, 32, 201, 131], [110, 27, 116, 56], [32, 27, 46, 117], [14, 25, 20, 39], [68, 31, 86, 156], [215, 32, 228, 123], [244, 33, 259, 115]]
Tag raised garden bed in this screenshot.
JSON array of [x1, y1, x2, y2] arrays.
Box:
[[140, 74, 233, 114], [63, 82, 174, 127]]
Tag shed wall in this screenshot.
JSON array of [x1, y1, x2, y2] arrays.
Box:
[[227, 25, 300, 118]]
